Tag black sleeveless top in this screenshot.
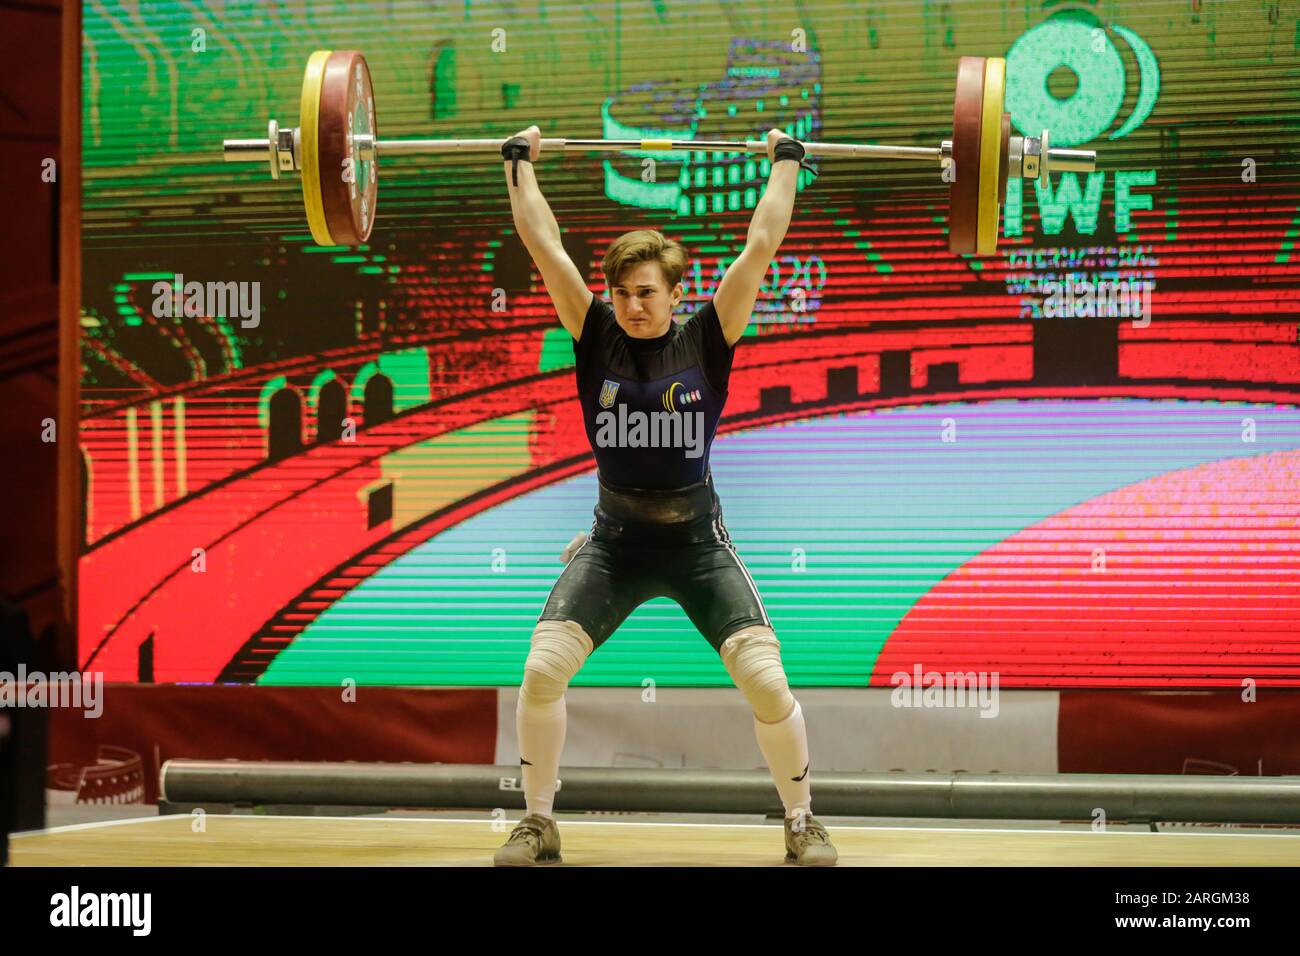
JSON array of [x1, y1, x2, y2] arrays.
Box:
[[572, 294, 736, 490]]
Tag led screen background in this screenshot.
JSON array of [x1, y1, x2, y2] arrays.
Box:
[[78, 0, 1300, 687]]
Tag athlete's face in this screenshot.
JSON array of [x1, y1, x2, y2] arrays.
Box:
[[612, 261, 683, 339]]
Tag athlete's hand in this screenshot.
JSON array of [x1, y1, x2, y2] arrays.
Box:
[[765, 128, 792, 165], [512, 125, 542, 162]]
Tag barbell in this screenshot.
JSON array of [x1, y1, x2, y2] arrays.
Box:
[[222, 50, 1097, 255]]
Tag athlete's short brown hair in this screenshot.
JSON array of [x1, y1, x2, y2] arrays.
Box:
[[602, 229, 687, 291]]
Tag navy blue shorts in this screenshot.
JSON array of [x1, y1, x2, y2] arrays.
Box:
[[536, 485, 772, 653]]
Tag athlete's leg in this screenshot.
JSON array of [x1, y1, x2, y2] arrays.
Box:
[[517, 618, 592, 819], [666, 518, 814, 821], [719, 624, 812, 820], [520, 533, 657, 819]]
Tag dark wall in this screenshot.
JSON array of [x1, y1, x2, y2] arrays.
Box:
[[0, 0, 64, 851], [0, 0, 64, 642]]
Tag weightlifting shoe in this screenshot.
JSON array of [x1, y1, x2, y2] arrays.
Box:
[[494, 813, 562, 866], [784, 812, 837, 866]]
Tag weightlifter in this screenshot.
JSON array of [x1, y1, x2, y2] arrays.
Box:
[[493, 125, 837, 866]]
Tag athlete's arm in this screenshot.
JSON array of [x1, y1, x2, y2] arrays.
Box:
[[504, 125, 594, 340], [714, 129, 801, 347]]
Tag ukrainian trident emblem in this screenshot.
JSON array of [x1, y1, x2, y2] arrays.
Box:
[[599, 379, 620, 409]]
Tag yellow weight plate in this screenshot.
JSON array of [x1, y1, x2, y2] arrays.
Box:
[[976, 57, 1005, 255], [299, 50, 335, 247]]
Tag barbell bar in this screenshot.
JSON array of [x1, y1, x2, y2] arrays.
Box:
[[222, 50, 1098, 254]]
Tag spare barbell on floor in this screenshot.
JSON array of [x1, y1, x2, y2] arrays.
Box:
[[222, 50, 1097, 255]]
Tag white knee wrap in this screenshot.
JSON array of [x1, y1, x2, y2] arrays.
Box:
[[521, 619, 593, 704], [719, 625, 796, 724]]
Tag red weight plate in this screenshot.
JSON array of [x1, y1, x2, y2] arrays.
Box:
[[948, 56, 985, 255], [318, 51, 378, 246], [999, 112, 1010, 204]]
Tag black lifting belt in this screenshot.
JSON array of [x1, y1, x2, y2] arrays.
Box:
[[596, 473, 719, 525]]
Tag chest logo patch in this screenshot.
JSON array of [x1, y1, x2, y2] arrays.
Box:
[[599, 379, 620, 409]]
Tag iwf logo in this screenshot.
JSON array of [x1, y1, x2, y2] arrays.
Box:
[[1006, 14, 1159, 148], [661, 382, 702, 413], [1002, 10, 1160, 241]]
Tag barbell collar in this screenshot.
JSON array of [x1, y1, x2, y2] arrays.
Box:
[[1022, 137, 1041, 182], [1007, 135, 1024, 185], [278, 125, 298, 176]]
